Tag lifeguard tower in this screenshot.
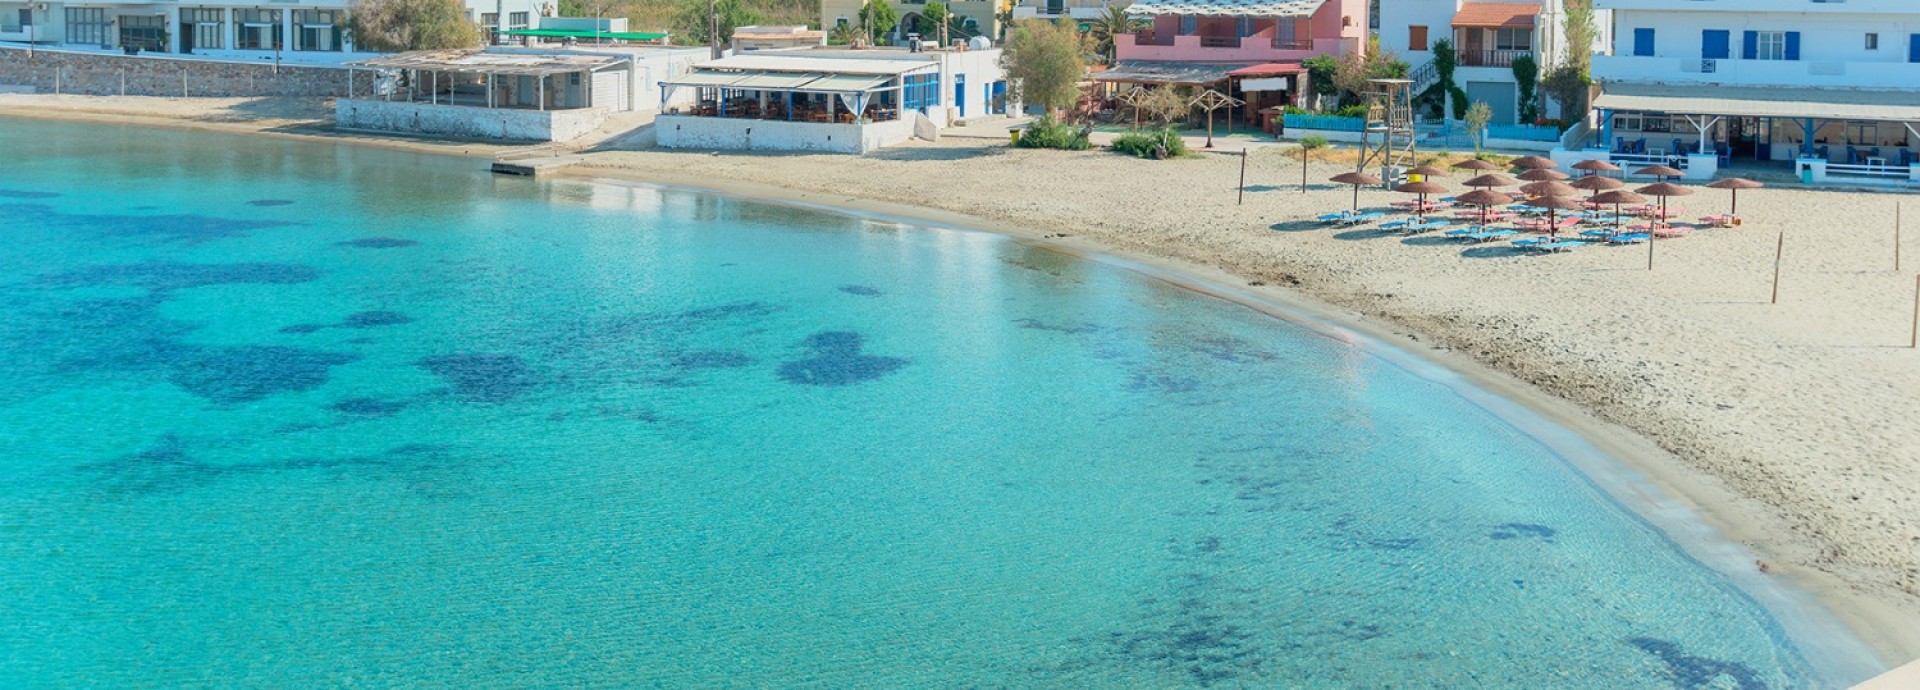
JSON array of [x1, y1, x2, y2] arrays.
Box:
[[1357, 78, 1416, 185]]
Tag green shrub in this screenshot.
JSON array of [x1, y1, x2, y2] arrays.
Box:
[[1110, 128, 1189, 159], [1015, 116, 1091, 151], [1331, 104, 1370, 119]]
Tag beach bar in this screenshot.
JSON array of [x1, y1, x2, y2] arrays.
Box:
[[338, 49, 630, 141]]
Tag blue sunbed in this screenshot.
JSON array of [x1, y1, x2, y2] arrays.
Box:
[[1606, 233, 1651, 245], [1317, 211, 1357, 223], [1529, 240, 1588, 253], [1341, 212, 1386, 225]]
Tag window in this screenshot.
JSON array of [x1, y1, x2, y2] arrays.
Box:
[[1643, 115, 1671, 133], [482, 12, 499, 43], [1408, 25, 1427, 51], [1755, 31, 1785, 60], [119, 15, 166, 51], [1866, 33, 1879, 50], [902, 73, 939, 113], [1495, 28, 1531, 51], [1701, 29, 1728, 59], [184, 8, 224, 50], [293, 10, 341, 51], [1614, 113, 1641, 131], [509, 11, 529, 29], [1632, 28, 1654, 56], [1911, 34, 1920, 63], [236, 9, 282, 50], [65, 7, 107, 46], [1179, 16, 1195, 34], [1237, 16, 1255, 38], [836, 17, 848, 27]]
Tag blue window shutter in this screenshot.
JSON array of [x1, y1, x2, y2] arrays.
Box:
[[1633, 28, 1654, 56], [1743, 31, 1757, 59], [1702, 30, 1729, 59], [1912, 34, 1920, 63], [1785, 32, 1800, 60]]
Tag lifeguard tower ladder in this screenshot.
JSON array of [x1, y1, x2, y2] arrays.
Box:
[[1356, 78, 1417, 184]]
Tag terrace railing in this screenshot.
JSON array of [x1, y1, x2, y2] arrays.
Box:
[[1198, 35, 1242, 48], [1458, 49, 1530, 68], [1485, 124, 1562, 142], [1133, 32, 1175, 47], [1284, 114, 1366, 132], [1271, 38, 1312, 50]]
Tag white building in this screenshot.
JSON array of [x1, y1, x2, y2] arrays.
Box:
[[1580, 0, 1920, 184], [0, 0, 540, 58], [338, 45, 706, 142], [655, 46, 1011, 154], [1377, 0, 1610, 125]]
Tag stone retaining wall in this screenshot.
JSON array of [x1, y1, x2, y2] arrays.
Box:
[[0, 47, 373, 98], [336, 99, 609, 142]]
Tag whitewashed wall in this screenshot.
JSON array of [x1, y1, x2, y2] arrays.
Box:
[[335, 99, 609, 142], [655, 114, 916, 153]]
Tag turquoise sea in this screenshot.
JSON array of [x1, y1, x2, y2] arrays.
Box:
[[0, 119, 1872, 687]]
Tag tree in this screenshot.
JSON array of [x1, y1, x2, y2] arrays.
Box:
[[1136, 85, 1190, 128], [1541, 64, 1591, 123], [1464, 101, 1492, 153], [1331, 45, 1408, 107], [859, 0, 898, 45], [347, 0, 480, 52], [1431, 38, 1459, 120], [1000, 18, 1086, 115], [675, 0, 763, 46], [921, 2, 950, 46], [1087, 5, 1136, 66], [1511, 54, 1539, 124], [1301, 54, 1337, 109], [828, 22, 861, 46], [1563, 0, 1598, 75]]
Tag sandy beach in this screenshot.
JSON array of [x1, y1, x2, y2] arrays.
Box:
[[4, 94, 1917, 667]]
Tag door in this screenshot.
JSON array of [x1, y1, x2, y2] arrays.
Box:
[[181, 14, 195, 54], [953, 74, 965, 116], [591, 70, 627, 111], [1754, 118, 1772, 160], [990, 81, 1007, 114], [1464, 80, 1516, 126]]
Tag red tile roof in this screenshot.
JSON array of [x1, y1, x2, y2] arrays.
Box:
[[1452, 3, 1539, 29]]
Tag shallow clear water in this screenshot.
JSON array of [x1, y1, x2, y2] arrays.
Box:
[[0, 119, 1841, 687]]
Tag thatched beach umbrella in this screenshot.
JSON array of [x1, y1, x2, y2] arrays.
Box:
[[1572, 159, 1622, 176], [1394, 180, 1449, 221], [1635, 164, 1685, 180], [1330, 171, 1383, 211], [1592, 189, 1647, 236], [1517, 168, 1570, 182], [1521, 180, 1580, 198], [1452, 158, 1502, 172], [1706, 177, 1764, 217], [1571, 174, 1626, 204], [1524, 194, 1585, 239], [1463, 173, 1518, 189], [1512, 155, 1558, 170], [1456, 189, 1515, 225], [1407, 164, 1450, 180], [1636, 182, 1695, 269]]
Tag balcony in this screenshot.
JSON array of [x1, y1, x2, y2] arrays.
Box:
[[1458, 49, 1531, 68], [1119, 32, 1340, 62], [1198, 35, 1240, 48], [1133, 31, 1175, 47], [1594, 55, 1920, 90]]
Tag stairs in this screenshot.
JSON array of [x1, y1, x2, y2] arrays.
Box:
[[1408, 60, 1439, 96]]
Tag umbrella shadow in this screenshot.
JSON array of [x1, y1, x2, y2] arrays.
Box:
[[1461, 245, 1528, 259], [1244, 185, 1289, 193], [1270, 220, 1324, 233], [1333, 228, 1397, 241]]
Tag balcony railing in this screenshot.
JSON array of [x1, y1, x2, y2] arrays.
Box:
[[1271, 38, 1311, 50], [1198, 35, 1240, 48], [1458, 49, 1531, 68], [1133, 32, 1175, 46]]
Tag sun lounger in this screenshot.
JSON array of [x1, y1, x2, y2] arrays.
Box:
[[1512, 238, 1546, 250], [1652, 225, 1692, 238], [1528, 240, 1588, 253], [1378, 219, 1411, 231], [1468, 229, 1517, 242], [1317, 211, 1356, 223], [1401, 219, 1452, 234], [1699, 214, 1738, 228], [1340, 212, 1385, 225], [1606, 233, 1651, 245]]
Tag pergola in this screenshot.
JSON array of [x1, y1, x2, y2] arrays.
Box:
[[347, 50, 627, 111], [659, 54, 937, 124]]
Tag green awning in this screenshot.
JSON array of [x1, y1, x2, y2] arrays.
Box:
[[501, 28, 669, 41]]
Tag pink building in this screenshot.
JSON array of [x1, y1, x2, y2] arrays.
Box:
[[1100, 0, 1368, 117]]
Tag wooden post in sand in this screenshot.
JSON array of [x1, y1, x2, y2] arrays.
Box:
[[1897, 203, 1903, 272], [1771, 231, 1784, 304], [1238, 149, 1248, 206], [1911, 274, 1919, 349]]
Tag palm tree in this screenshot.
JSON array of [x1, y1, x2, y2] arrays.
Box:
[[1088, 6, 1137, 65]]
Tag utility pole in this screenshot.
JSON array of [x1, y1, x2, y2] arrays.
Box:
[[708, 0, 720, 59], [493, 0, 504, 45]]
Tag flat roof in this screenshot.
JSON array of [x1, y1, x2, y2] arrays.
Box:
[[502, 28, 669, 41], [349, 49, 623, 76], [1595, 83, 1920, 122], [1126, 0, 1327, 17], [1096, 61, 1248, 84], [696, 53, 936, 75]]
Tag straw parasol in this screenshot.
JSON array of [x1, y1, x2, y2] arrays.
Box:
[[1636, 182, 1695, 269], [1591, 189, 1647, 236], [1463, 173, 1518, 189], [1517, 168, 1570, 182], [1394, 180, 1449, 221], [1572, 159, 1622, 175], [1705, 177, 1764, 217], [1452, 158, 1501, 171], [1330, 171, 1383, 211], [1635, 164, 1685, 180], [1407, 164, 1450, 180], [1571, 174, 1626, 204], [1456, 189, 1515, 225], [1511, 155, 1558, 170], [1521, 180, 1580, 198], [1523, 195, 1585, 239]]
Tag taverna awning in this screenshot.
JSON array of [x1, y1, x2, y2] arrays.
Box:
[[660, 70, 894, 94], [1594, 83, 1920, 122], [1094, 61, 1245, 85], [1126, 0, 1326, 17], [349, 49, 624, 77], [695, 54, 936, 76]]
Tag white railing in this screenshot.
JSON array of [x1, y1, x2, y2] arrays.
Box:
[[1823, 162, 1908, 178], [1596, 54, 1920, 90]]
